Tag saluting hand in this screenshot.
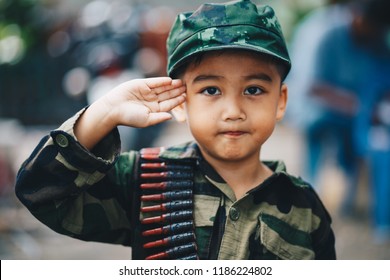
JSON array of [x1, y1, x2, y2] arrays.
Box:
[[74, 77, 186, 150], [101, 77, 186, 128]]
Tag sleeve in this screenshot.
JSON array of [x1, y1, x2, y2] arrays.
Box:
[[308, 188, 337, 260], [15, 108, 139, 246]]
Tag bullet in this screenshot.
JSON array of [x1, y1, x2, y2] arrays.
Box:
[[142, 221, 194, 236], [140, 147, 164, 155], [140, 180, 193, 190], [141, 162, 193, 171], [141, 190, 192, 202], [141, 210, 193, 224], [145, 242, 198, 260], [141, 200, 193, 213], [140, 171, 193, 180], [143, 232, 194, 249]]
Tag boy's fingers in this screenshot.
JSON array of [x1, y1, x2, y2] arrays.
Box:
[[143, 77, 182, 92], [147, 112, 173, 126], [143, 77, 173, 88], [170, 79, 184, 87], [159, 93, 186, 112], [151, 80, 184, 95], [135, 77, 174, 97], [135, 78, 183, 100], [157, 85, 186, 102]]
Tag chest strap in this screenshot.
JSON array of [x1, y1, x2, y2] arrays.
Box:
[[138, 147, 198, 260]]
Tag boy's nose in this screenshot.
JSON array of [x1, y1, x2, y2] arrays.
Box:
[[221, 95, 246, 121]]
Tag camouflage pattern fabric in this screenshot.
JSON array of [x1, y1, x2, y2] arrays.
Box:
[[15, 110, 336, 259], [166, 0, 291, 76]]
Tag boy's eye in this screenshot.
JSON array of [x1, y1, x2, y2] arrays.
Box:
[[201, 87, 221, 96], [244, 86, 263, 95]]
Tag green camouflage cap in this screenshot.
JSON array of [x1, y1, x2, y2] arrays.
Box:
[[166, 0, 291, 76]]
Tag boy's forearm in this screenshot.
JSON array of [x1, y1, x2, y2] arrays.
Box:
[[74, 100, 117, 150]]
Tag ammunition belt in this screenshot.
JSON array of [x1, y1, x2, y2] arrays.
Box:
[[138, 147, 198, 260]]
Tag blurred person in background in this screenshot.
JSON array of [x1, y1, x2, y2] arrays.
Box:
[[285, 0, 352, 196], [286, 0, 352, 131], [365, 90, 390, 242], [285, 1, 352, 214], [288, 0, 390, 237]]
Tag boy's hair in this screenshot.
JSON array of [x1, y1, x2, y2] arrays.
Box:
[[166, 0, 291, 80]]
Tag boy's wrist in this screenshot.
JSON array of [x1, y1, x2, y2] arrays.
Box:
[[74, 101, 118, 150]]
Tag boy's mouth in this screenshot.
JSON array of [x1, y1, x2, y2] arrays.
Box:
[[221, 131, 247, 137]]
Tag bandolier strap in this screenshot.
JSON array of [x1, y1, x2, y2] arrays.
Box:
[[136, 147, 198, 260]]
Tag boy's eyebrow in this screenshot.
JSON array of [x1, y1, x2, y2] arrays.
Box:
[[192, 75, 222, 84], [242, 73, 273, 82]]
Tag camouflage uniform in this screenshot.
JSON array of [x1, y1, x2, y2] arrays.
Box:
[[15, 0, 336, 259], [15, 110, 336, 259]]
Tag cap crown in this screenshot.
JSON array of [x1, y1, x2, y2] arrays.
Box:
[[166, 0, 291, 76]]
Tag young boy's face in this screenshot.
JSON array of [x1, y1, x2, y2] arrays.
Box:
[[176, 50, 288, 164]]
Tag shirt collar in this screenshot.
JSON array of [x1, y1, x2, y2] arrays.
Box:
[[159, 141, 288, 182]]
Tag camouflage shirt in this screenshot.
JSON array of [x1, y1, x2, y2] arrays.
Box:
[[15, 109, 336, 260]]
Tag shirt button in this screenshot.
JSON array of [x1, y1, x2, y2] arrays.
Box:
[[55, 134, 69, 148], [229, 207, 240, 221]]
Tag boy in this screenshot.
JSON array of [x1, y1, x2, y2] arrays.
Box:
[[15, 0, 336, 260]]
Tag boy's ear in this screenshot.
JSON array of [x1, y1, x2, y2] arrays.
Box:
[[276, 83, 288, 121], [171, 103, 187, 122]]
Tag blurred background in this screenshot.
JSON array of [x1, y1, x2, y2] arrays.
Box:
[[1, 0, 390, 259]]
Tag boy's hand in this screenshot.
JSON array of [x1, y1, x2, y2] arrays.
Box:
[[102, 77, 186, 127], [74, 77, 186, 150]]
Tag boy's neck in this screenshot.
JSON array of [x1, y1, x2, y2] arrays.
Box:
[[202, 152, 273, 200]]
